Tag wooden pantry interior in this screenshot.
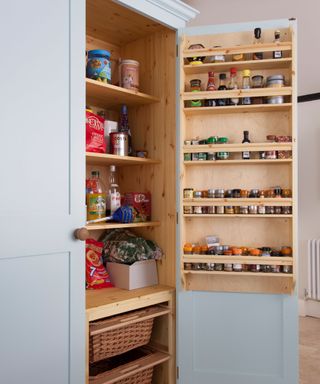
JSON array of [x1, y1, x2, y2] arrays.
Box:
[[85, 2, 296, 383]]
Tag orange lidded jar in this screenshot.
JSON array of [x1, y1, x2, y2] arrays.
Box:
[[183, 243, 193, 255], [193, 245, 201, 255]]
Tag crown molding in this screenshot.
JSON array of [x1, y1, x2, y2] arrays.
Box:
[[146, 0, 199, 22]]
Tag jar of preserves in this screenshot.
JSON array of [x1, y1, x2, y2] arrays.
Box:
[[215, 189, 225, 198], [282, 189, 292, 198], [193, 206, 203, 214], [240, 205, 249, 214], [184, 206, 193, 214], [265, 189, 275, 198], [248, 205, 258, 214], [184, 188, 194, 199], [193, 245, 201, 255], [216, 206, 225, 214], [281, 246, 292, 256], [240, 189, 249, 198], [183, 243, 194, 254], [201, 245, 209, 255], [190, 79, 202, 108]]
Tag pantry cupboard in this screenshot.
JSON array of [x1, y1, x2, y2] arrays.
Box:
[[0, 1, 298, 384]]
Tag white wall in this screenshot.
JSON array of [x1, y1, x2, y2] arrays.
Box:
[[184, 0, 320, 95], [184, 0, 320, 300]]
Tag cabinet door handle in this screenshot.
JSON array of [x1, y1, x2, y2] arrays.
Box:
[[74, 227, 90, 241]]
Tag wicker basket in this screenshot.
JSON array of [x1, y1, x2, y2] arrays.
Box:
[[89, 306, 169, 363], [89, 347, 170, 384]]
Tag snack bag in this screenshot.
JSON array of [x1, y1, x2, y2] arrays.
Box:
[[86, 110, 106, 153], [86, 239, 113, 289]]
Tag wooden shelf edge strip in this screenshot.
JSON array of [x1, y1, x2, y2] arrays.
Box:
[[183, 142, 292, 153], [182, 255, 293, 265], [183, 214, 293, 218], [86, 152, 160, 165], [184, 159, 292, 165], [183, 103, 292, 114], [183, 270, 293, 277], [86, 221, 161, 230]]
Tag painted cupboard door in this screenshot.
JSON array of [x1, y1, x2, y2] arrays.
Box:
[[0, 1, 85, 383], [177, 19, 298, 384]]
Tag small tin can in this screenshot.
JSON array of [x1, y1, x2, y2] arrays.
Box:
[[110, 132, 129, 156]]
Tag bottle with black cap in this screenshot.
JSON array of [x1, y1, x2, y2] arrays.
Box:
[[253, 28, 263, 60], [242, 130, 251, 159]]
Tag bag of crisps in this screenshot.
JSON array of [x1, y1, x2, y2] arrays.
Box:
[[86, 110, 106, 153], [86, 239, 113, 289]]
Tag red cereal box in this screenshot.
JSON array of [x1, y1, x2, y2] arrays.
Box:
[[123, 192, 151, 222], [86, 110, 106, 153]]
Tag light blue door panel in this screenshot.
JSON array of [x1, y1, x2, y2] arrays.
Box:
[[0, 1, 85, 383], [177, 19, 298, 384]]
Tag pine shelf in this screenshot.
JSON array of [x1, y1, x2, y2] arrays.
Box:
[[183, 198, 293, 206], [184, 159, 292, 166], [183, 142, 293, 153], [183, 270, 293, 278], [86, 78, 160, 109], [183, 214, 292, 218], [183, 255, 293, 266], [86, 221, 161, 231], [184, 58, 293, 75], [184, 103, 292, 115], [86, 152, 160, 166]]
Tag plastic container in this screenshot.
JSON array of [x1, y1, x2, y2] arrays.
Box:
[[119, 59, 140, 90], [86, 50, 111, 83]]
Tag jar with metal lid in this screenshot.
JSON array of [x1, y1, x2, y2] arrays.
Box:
[[207, 152, 216, 160], [184, 263, 192, 270], [274, 186, 282, 198], [281, 246, 292, 256], [240, 206, 249, 214], [213, 245, 224, 255], [271, 265, 281, 273], [208, 206, 215, 214], [258, 205, 266, 214], [184, 206, 193, 214], [192, 153, 199, 161], [251, 75, 264, 104], [282, 265, 293, 274], [186, 44, 205, 65], [208, 46, 225, 63], [190, 79, 202, 107], [184, 140, 192, 146], [223, 249, 233, 272], [208, 189, 215, 198], [193, 191, 202, 199], [216, 206, 225, 214], [249, 248, 261, 272], [184, 153, 192, 161], [225, 206, 234, 214], [265, 189, 275, 198], [282, 206, 292, 215], [202, 206, 209, 214], [214, 263, 224, 271], [225, 189, 233, 198], [260, 247, 272, 273], [234, 206, 240, 214], [193, 206, 203, 214], [217, 137, 229, 160], [232, 189, 241, 198], [266, 75, 285, 88], [215, 189, 225, 198], [274, 206, 282, 214], [265, 206, 275, 214], [191, 139, 199, 145], [183, 243, 194, 255], [184, 188, 194, 199], [266, 96, 284, 104], [248, 205, 258, 214], [266, 135, 277, 159], [249, 189, 260, 198]]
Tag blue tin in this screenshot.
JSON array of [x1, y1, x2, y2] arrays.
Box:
[[86, 50, 111, 83]]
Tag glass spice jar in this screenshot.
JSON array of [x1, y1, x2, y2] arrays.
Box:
[[208, 189, 215, 198], [265, 189, 275, 198], [184, 263, 192, 270], [190, 79, 202, 108], [240, 189, 249, 198], [281, 206, 292, 215], [265, 206, 275, 214], [223, 249, 233, 272], [274, 186, 282, 198], [258, 204, 266, 214], [184, 206, 193, 214], [233, 189, 241, 198], [234, 206, 240, 214], [271, 265, 281, 273], [208, 206, 215, 214], [232, 248, 243, 272], [282, 188, 292, 198], [215, 189, 225, 198], [192, 153, 199, 161], [216, 206, 225, 214], [250, 248, 261, 272], [193, 206, 203, 214], [248, 205, 258, 214], [193, 245, 201, 255], [184, 153, 192, 161], [274, 206, 282, 214], [184, 188, 194, 199], [183, 243, 194, 255], [249, 189, 260, 198], [282, 265, 293, 274], [202, 190, 208, 198], [198, 152, 208, 161], [240, 205, 249, 214], [225, 189, 233, 198], [260, 247, 272, 273], [193, 191, 202, 199], [225, 206, 234, 214], [266, 135, 277, 159], [281, 246, 292, 256]]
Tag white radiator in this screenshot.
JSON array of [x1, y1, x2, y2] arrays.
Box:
[[308, 239, 320, 301]]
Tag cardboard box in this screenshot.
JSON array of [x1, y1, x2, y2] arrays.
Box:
[[106, 259, 158, 290], [123, 192, 151, 222]]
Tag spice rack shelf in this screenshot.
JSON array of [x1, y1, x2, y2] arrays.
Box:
[[86, 78, 160, 109], [184, 58, 293, 75], [182, 87, 292, 101], [183, 198, 292, 206], [183, 214, 292, 218], [86, 152, 160, 166], [184, 159, 292, 165], [184, 142, 292, 153], [184, 103, 292, 115], [183, 41, 292, 59], [183, 254, 293, 265], [183, 270, 293, 278], [86, 221, 161, 231]]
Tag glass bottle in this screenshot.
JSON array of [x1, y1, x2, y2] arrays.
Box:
[[253, 27, 263, 60], [228, 67, 239, 106], [217, 73, 227, 106], [242, 69, 251, 105], [119, 104, 133, 155], [86, 171, 106, 221], [273, 30, 282, 59], [242, 130, 251, 159], [205, 71, 216, 107], [106, 165, 121, 216]]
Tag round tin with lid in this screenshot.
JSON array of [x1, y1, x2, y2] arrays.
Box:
[[266, 75, 285, 87]]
